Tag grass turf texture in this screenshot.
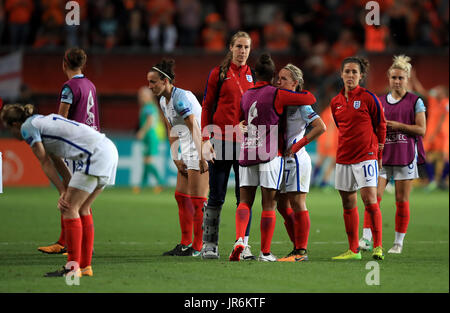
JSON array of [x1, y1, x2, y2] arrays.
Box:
[[0, 186, 448, 293]]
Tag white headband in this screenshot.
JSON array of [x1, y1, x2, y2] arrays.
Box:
[[152, 66, 172, 81]]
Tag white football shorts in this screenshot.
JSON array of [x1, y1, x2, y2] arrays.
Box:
[[68, 137, 118, 193], [177, 134, 200, 171], [335, 159, 379, 192], [379, 158, 419, 181], [280, 151, 312, 193], [239, 156, 284, 190]]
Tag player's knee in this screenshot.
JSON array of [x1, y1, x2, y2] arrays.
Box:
[[395, 193, 409, 203]]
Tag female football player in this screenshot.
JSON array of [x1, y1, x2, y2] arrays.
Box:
[[360, 55, 426, 254], [200, 31, 256, 260], [1, 103, 118, 277], [147, 59, 208, 257], [230, 53, 317, 262], [275, 64, 326, 262], [330, 56, 387, 261]]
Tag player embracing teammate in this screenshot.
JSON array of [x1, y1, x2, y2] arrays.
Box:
[[230, 53, 320, 261]]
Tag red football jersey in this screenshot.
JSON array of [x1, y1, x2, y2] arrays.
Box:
[[331, 86, 386, 164], [201, 62, 254, 141]]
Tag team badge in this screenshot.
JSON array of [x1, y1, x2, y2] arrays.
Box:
[[246, 74, 253, 83], [353, 100, 361, 109]]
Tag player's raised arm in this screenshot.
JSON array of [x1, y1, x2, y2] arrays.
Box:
[[274, 89, 317, 115]]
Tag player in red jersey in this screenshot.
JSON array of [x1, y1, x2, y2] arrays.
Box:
[[330, 56, 386, 260], [200, 31, 256, 260]]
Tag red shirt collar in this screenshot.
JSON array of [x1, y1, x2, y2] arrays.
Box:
[[230, 62, 247, 72], [340, 85, 363, 98]]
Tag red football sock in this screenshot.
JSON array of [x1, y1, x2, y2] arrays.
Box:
[[64, 217, 82, 266], [235, 202, 251, 240], [260, 210, 276, 254], [57, 214, 66, 246], [363, 197, 382, 230], [80, 214, 94, 268], [363, 209, 372, 229], [277, 207, 295, 245], [365, 202, 383, 248], [294, 210, 310, 250], [175, 191, 194, 246], [343, 207, 359, 253], [395, 201, 410, 234], [190, 196, 206, 252]]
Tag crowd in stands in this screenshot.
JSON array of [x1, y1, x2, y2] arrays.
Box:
[[0, 0, 448, 53]]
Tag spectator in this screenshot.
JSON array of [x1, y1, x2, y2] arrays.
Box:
[[146, 0, 177, 52], [364, 24, 390, 52], [4, 0, 34, 49], [386, 1, 412, 47], [326, 28, 360, 74], [33, 0, 64, 48], [177, 0, 201, 47], [127, 7, 146, 47], [224, 0, 240, 37], [263, 9, 293, 52], [414, 0, 446, 47], [201, 12, 226, 52], [92, 2, 119, 49], [248, 28, 261, 50], [294, 32, 313, 55], [40, 0, 64, 26], [287, 0, 315, 38], [33, 14, 63, 48]]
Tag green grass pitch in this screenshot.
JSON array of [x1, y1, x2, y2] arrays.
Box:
[[0, 186, 448, 293]]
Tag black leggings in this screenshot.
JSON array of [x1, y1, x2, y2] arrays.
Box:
[[207, 140, 252, 236]]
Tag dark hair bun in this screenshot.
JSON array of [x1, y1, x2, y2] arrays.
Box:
[[255, 52, 275, 83], [259, 53, 272, 64]]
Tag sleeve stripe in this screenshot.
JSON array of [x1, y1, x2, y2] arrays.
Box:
[[366, 90, 381, 126], [202, 69, 214, 101]]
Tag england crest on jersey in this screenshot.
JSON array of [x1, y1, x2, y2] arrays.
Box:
[[353, 100, 361, 109], [246, 74, 253, 83]]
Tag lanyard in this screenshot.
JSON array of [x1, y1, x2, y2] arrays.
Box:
[[230, 67, 245, 96]]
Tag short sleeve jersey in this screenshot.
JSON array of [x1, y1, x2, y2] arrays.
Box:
[[160, 87, 202, 139]]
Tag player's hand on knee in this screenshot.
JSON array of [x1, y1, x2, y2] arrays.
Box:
[[57, 194, 71, 213]]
